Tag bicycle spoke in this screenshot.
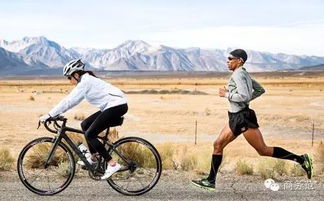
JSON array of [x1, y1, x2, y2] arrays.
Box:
[[124, 179, 131, 190], [26, 172, 41, 186], [132, 174, 147, 189], [46, 174, 52, 191]]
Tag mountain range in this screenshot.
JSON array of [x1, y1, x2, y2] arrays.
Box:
[[1, 36, 324, 75]]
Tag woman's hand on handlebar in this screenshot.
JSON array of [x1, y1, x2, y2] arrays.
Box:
[[38, 115, 65, 133], [39, 114, 51, 123]]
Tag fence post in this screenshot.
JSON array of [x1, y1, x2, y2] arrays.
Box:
[[195, 120, 197, 145], [312, 122, 315, 147]]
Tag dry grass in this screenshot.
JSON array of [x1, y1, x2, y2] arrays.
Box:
[[314, 141, 324, 175], [56, 161, 73, 178], [235, 160, 254, 175], [113, 141, 156, 168], [257, 158, 276, 179], [24, 143, 68, 169], [107, 128, 120, 143], [256, 158, 304, 179], [180, 153, 198, 171], [290, 164, 305, 177], [126, 88, 208, 95], [273, 160, 289, 176], [157, 143, 176, 169], [0, 147, 15, 171], [22, 142, 72, 178], [157, 143, 213, 172], [66, 132, 85, 145]]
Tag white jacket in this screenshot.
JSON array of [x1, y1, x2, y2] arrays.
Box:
[[49, 73, 127, 117]]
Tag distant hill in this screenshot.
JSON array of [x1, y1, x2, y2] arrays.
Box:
[[1, 36, 324, 75], [299, 64, 324, 70]]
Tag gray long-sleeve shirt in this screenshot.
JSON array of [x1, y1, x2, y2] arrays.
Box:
[[225, 66, 265, 112]]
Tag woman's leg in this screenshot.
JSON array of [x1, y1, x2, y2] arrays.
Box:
[[84, 104, 128, 162], [243, 128, 304, 164], [81, 111, 101, 154]]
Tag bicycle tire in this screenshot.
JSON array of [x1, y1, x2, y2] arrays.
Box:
[[107, 137, 162, 196], [17, 137, 76, 195]]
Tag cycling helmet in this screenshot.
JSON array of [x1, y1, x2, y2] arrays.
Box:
[[63, 59, 85, 76]]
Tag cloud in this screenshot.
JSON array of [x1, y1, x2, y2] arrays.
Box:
[[146, 21, 324, 56]]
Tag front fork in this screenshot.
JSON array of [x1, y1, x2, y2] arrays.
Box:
[[44, 129, 63, 168]]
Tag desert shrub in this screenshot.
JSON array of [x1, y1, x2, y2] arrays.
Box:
[[108, 128, 119, 143], [74, 113, 85, 121], [29, 96, 35, 101], [113, 141, 156, 168], [235, 160, 253, 175], [155, 143, 213, 172], [205, 108, 211, 116], [56, 161, 73, 178], [157, 143, 175, 169], [180, 153, 197, 171], [319, 142, 324, 174], [126, 89, 208, 95], [257, 158, 290, 179], [273, 160, 288, 176], [290, 164, 305, 177], [314, 141, 324, 175], [194, 150, 215, 174], [257, 159, 275, 179], [0, 148, 15, 171], [67, 132, 85, 145], [24, 142, 69, 169]]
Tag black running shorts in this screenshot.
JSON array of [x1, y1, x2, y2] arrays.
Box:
[[228, 107, 259, 136]]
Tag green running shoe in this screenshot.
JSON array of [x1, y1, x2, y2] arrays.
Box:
[[301, 154, 313, 179], [191, 178, 215, 192]]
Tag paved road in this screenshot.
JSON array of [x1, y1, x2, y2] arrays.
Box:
[[1, 171, 323, 201]]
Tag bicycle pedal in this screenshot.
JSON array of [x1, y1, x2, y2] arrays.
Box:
[[89, 171, 104, 181]]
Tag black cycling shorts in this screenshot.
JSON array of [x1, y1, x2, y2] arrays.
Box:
[[228, 107, 259, 136]]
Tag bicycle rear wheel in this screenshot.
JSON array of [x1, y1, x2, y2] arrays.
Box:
[[107, 137, 162, 196], [17, 137, 75, 195]]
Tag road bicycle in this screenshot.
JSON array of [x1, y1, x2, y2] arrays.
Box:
[[17, 115, 162, 196]]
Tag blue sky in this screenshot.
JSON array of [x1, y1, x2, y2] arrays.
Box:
[[1, 0, 324, 56]]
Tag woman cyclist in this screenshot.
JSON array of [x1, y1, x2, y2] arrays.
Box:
[[40, 59, 128, 180], [192, 49, 313, 191]]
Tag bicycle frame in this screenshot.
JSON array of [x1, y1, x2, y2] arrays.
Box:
[[44, 118, 131, 174]]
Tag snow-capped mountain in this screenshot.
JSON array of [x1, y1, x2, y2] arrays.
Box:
[[0, 36, 78, 68], [0, 47, 29, 73], [1, 36, 324, 75]]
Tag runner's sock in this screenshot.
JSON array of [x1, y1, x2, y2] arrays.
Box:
[[206, 154, 222, 183], [272, 147, 304, 164]]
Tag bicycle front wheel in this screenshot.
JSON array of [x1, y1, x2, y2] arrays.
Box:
[[17, 137, 75, 195], [108, 137, 162, 196]]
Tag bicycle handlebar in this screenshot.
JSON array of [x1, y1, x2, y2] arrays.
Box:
[[38, 115, 66, 133]]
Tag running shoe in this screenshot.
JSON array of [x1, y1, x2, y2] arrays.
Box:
[[191, 178, 215, 192], [301, 153, 313, 179]]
